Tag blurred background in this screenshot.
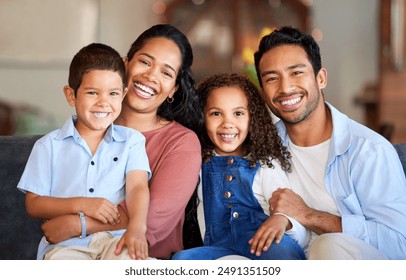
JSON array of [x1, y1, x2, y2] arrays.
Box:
[[0, 0, 405, 143]]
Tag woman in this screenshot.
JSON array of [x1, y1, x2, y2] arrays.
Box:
[[41, 24, 203, 259]]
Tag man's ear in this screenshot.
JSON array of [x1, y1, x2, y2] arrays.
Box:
[[63, 85, 76, 107], [317, 68, 328, 90]]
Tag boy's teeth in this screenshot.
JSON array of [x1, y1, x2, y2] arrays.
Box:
[[94, 112, 108, 118]]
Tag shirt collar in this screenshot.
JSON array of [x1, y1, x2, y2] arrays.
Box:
[[275, 102, 351, 161], [55, 115, 125, 144]]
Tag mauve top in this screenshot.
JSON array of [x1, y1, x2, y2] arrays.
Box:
[[141, 121, 201, 258]]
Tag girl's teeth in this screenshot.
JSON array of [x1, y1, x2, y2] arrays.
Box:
[[221, 134, 237, 139]]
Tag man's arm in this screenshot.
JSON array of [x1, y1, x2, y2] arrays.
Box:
[[269, 188, 342, 234]]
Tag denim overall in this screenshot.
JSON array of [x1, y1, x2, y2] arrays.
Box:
[[172, 155, 305, 260]]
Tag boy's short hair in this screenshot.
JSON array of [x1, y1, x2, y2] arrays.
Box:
[[68, 43, 126, 94]]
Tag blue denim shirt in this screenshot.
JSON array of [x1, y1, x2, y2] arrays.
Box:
[[276, 103, 406, 259]]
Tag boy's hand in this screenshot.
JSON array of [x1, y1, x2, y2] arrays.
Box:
[[115, 226, 148, 260], [83, 198, 120, 225], [248, 214, 290, 256]]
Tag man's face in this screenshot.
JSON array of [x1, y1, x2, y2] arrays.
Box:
[[258, 45, 327, 125]]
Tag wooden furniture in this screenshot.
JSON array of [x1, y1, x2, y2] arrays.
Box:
[[0, 100, 16, 135], [378, 0, 406, 143], [161, 0, 310, 82]]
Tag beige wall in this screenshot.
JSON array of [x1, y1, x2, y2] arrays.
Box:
[[0, 0, 378, 134]]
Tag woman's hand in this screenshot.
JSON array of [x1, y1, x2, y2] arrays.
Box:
[[41, 205, 130, 244], [41, 215, 80, 244]]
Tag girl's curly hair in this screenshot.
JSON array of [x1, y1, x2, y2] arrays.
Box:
[[197, 72, 291, 171]]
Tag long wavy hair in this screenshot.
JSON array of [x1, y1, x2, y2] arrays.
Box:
[[127, 24, 204, 248], [126, 24, 203, 134], [197, 73, 291, 171]]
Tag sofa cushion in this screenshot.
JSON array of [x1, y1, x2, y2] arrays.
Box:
[[394, 144, 406, 176], [0, 135, 42, 259]]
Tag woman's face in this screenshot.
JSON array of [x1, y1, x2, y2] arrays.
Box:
[[124, 37, 181, 115]]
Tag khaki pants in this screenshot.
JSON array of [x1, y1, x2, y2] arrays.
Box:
[[307, 233, 388, 260], [45, 232, 132, 260]]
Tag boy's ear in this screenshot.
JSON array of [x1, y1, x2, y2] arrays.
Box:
[[63, 85, 76, 107], [123, 87, 128, 99]]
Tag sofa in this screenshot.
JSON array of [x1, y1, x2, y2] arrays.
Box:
[[1, 135, 405, 260]]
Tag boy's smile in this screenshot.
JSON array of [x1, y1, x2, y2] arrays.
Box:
[[64, 69, 125, 136]]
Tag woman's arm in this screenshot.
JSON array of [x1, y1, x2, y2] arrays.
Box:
[[25, 192, 120, 224], [41, 205, 129, 244]]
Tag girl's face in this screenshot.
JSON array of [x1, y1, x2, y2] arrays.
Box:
[[204, 86, 250, 157], [124, 37, 180, 115], [64, 69, 125, 136]]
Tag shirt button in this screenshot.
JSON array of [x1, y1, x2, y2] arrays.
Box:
[[113, 157, 118, 161], [227, 157, 234, 165], [89, 188, 94, 193], [91, 161, 95, 165], [224, 191, 232, 198], [232, 212, 239, 219], [226, 175, 233, 182]]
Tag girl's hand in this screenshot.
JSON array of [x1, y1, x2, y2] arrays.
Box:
[[248, 214, 290, 256]]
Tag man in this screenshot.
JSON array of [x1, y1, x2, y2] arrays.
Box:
[[254, 26, 406, 259]]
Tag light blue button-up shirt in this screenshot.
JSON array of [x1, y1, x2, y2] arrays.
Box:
[[276, 103, 406, 259], [17, 115, 151, 259]]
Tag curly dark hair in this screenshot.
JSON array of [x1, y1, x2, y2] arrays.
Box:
[[197, 73, 291, 171]]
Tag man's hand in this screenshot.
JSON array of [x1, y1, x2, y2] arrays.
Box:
[[269, 188, 310, 224], [269, 188, 342, 234]]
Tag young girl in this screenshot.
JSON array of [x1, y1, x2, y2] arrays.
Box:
[[172, 73, 309, 260]]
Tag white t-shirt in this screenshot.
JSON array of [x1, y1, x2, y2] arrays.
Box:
[[287, 138, 339, 244], [287, 139, 339, 214]]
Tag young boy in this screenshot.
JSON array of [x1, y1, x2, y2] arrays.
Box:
[[17, 43, 151, 260]]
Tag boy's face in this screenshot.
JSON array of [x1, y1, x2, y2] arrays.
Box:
[[204, 86, 249, 157], [64, 69, 126, 135]]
